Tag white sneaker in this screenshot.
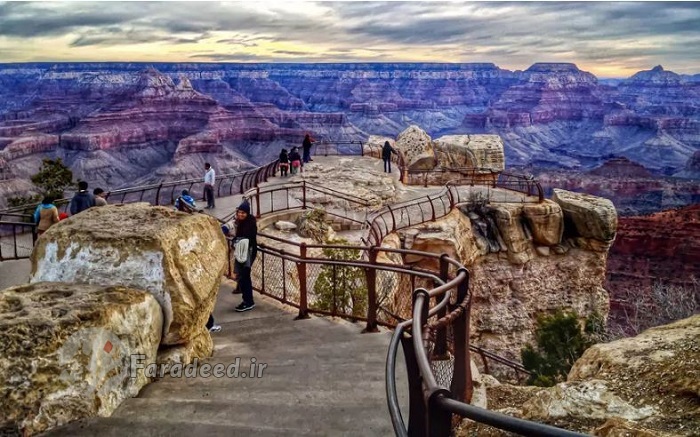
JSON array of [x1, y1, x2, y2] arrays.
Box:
[[209, 324, 222, 333]]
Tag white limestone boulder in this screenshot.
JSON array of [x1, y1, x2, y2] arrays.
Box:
[[553, 189, 618, 243], [433, 134, 505, 172], [30, 203, 227, 345], [395, 125, 436, 170], [0, 282, 162, 436]]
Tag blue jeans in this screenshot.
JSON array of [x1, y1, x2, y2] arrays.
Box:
[[303, 148, 311, 163]]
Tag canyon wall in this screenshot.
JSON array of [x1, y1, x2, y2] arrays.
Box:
[[0, 63, 697, 206]]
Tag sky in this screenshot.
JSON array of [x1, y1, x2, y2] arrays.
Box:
[[0, 1, 698, 78]]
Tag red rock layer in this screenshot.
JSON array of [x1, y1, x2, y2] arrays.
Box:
[[606, 205, 700, 299]]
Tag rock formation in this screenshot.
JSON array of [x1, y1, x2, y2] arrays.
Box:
[[395, 125, 436, 170], [392, 190, 614, 372], [0, 282, 162, 436], [457, 315, 700, 436], [605, 205, 700, 332], [29, 203, 227, 346], [553, 188, 618, 244], [0, 62, 698, 207], [433, 134, 505, 172]]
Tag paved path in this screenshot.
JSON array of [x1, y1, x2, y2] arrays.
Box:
[[45, 281, 408, 436]]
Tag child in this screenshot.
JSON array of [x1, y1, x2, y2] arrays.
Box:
[[289, 147, 302, 175], [279, 148, 290, 177]]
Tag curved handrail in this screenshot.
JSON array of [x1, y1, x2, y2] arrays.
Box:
[[0, 160, 280, 215]]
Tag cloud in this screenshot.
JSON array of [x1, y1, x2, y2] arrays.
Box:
[[0, 1, 697, 74]]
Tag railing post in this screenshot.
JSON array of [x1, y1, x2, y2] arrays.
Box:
[[433, 254, 450, 358], [302, 180, 307, 210], [295, 242, 310, 320], [154, 183, 163, 206], [401, 333, 428, 436], [450, 268, 472, 405], [255, 186, 261, 218], [360, 141, 364, 156], [363, 246, 379, 333]]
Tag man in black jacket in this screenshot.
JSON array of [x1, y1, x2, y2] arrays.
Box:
[[69, 181, 95, 215], [233, 200, 258, 312]]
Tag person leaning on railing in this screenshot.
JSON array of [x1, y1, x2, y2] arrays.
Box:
[[69, 180, 96, 215]]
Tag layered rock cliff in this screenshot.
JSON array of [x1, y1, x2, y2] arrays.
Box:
[[0, 62, 697, 193], [386, 189, 616, 376]]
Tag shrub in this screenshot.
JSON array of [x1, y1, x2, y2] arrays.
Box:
[[521, 310, 600, 387], [312, 237, 368, 318], [30, 158, 73, 199]]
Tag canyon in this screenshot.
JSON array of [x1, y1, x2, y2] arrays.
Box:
[[0, 62, 697, 206]]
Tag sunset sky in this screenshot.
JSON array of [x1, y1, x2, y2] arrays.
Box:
[[0, 1, 698, 77]]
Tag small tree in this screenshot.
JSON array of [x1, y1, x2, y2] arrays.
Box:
[[521, 310, 600, 387], [30, 158, 73, 199], [313, 237, 368, 318]]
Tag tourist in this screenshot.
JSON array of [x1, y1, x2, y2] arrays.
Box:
[[203, 162, 216, 209], [69, 181, 95, 215], [382, 141, 398, 173], [174, 189, 197, 212], [289, 147, 302, 175], [34, 196, 59, 235], [93, 188, 108, 206], [302, 133, 315, 163], [279, 148, 290, 177], [233, 200, 257, 312]]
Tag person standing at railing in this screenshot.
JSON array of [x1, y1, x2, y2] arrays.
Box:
[[382, 141, 398, 173], [93, 188, 108, 206], [289, 147, 302, 175], [233, 200, 257, 312], [34, 196, 59, 236], [302, 133, 315, 163], [203, 162, 216, 209], [279, 148, 290, 177], [69, 181, 95, 215]]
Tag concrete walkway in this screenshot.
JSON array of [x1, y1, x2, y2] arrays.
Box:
[[44, 281, 408, 436]]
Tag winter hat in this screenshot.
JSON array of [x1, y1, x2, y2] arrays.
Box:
[[237, 201, 251, 214]]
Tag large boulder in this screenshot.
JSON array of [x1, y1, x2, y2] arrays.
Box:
[[395, 125, 436, 170], [569, 315, 700, 403], [433, 134, 505, 172], [520, 315, 700, 436], [30, 203, 228, 345], [0, 282, 162, 436], [552, 189, 618, 243], [522, 201, 564, 246]]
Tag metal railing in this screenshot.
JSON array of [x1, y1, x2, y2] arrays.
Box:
[[0, 160, 280, 260], [236, 177, 584, 436]]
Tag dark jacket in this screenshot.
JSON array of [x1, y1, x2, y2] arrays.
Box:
[[69, 191, 95, 215], [235, 214, 258, 263], [302, 136, 313, 151], [279, 151, 289, 164], [289, 150, 301, 162], [382, 142, 397, 160]]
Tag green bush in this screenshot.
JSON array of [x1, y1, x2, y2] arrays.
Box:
[[312, 237, 368, 317], [30, 158, 74, 199], [521, 310, 603, 387]]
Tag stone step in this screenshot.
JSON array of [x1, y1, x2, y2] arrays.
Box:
[[42, 416, 330, 437], [108, 398, 395, 435]]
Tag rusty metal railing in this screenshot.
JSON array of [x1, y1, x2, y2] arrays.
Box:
[[236, 175, 583, 436], [0, 160, 280, 261]]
